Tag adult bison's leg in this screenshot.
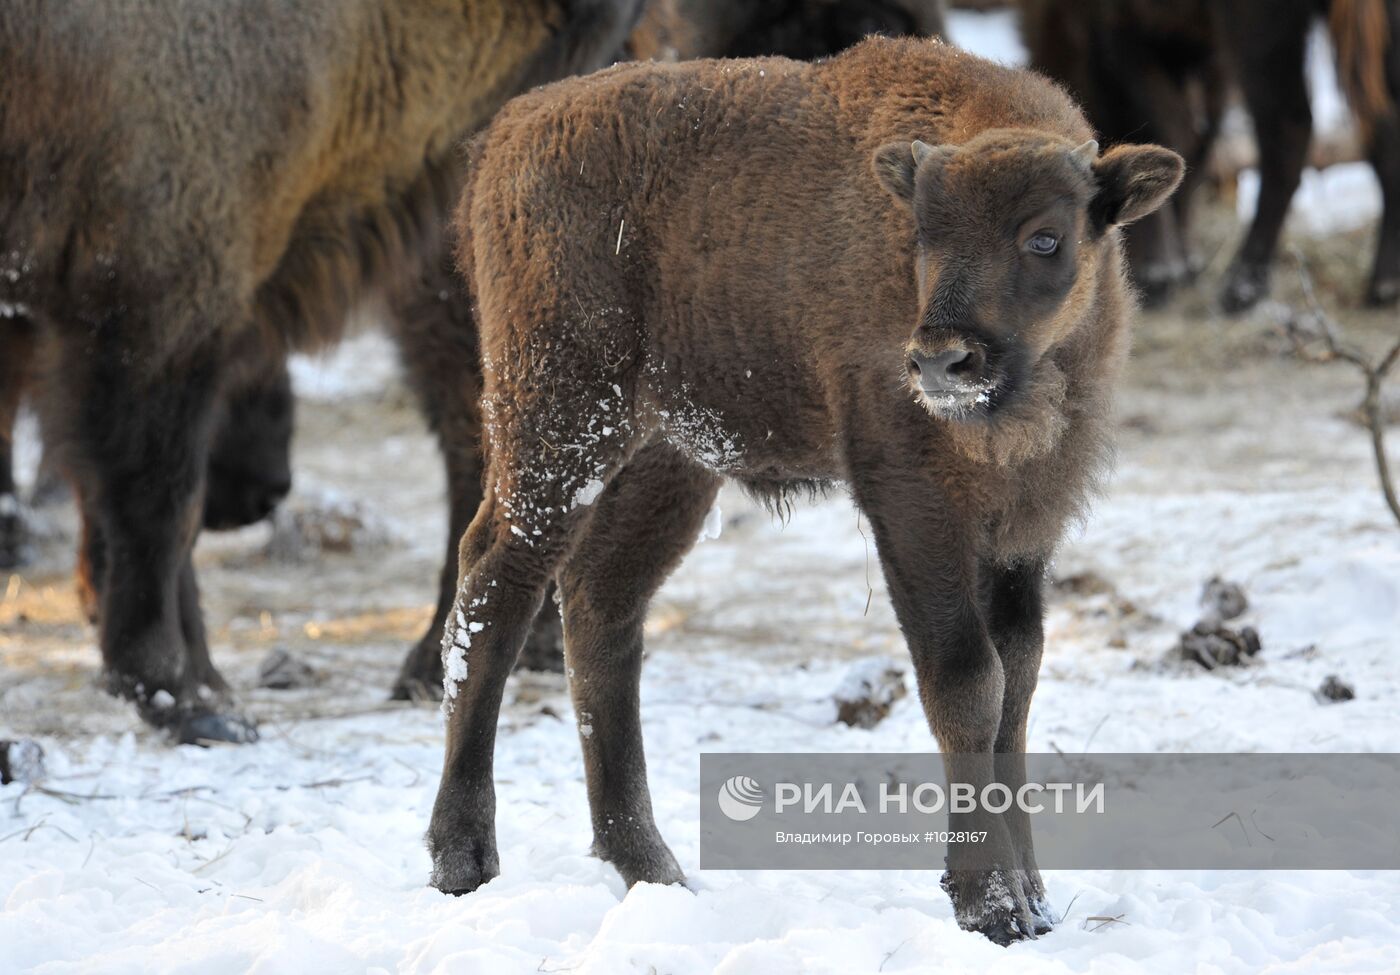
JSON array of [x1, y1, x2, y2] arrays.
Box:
[[1217, 0, 1313, 314], [1366, 116, 1400, 304], [558, 443, 719, 887], [850, 462, 1035, 945], [386, 269, 486, 700], [74, 492, 105, 624], [387, 262, 563, 701], [1364, 5, 1400, 310], [982, 558, 1051, 934], [52, 320, 255, 743], [0, 315, 36, 569]]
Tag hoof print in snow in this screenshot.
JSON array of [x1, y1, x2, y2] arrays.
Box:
[[1176, 620, 1262, 670], [1315, 674, 1355, 703], [1199, 576, 1248, 624], [833, 659, 907, 729], [0, 739, 47, 785], [265, 490, 392, 562], [257, 647, 318, 690]]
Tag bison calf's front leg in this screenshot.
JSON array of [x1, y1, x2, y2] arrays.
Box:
[[854, 471, 1044, 944], [984, 559, 1053, 933], [558, 445, 719, 887]]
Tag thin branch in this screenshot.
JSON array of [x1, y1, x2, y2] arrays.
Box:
[[1284, 253, 1400, 527]]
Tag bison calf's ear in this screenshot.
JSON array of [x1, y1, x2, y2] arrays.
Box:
[[873, 140, 936, 203], [1089, 144, 1185, 231]]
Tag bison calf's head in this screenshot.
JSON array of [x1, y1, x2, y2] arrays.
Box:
[[874, 131, 1183, 423]]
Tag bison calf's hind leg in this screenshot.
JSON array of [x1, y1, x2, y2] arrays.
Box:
[[428, 432, 632, 892], [559, 444, 719, 887], [428, 504, 548, 894]]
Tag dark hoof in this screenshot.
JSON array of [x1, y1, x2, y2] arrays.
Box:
[[1027, 894, 1056, 936], [104, 667, 253, 744], [0, 493, 34, 569], [430, 836, 500, 895], [1219, 262, 1270, 315], [591, 830, 686, 887], [942, 869, 1040, 945], [174, 709, 260, 745], [977, 912, 1040, 946], [391, 639, 444, 702]]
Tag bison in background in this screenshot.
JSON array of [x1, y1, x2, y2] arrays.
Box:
[[1021, 0, 1400, 311], [627, 0, 945, 61], [0, 0, 643, 742]]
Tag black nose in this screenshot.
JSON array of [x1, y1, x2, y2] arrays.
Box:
[[908, 348, 980, 391]]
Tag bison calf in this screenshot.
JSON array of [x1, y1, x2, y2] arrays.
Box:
[[429, 37, 1181, 943]]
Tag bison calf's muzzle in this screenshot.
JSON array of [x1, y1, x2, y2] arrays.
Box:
[[907, 342, 993, 414]]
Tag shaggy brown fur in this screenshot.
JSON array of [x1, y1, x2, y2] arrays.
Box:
[[429, 37, 1181, 944], [0, 0, 642, 742], [1333, 0, 1395, 138], [627, 0, 945, 61]]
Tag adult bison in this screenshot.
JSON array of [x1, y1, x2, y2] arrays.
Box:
[[0, 0, 642, 742], [1021, 0, 1400, 311], [627, 0, 946, 60], [429, 36, 1181, 943]]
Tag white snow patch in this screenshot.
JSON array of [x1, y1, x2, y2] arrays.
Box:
[[289, 330, 403, 402], [697, 501, 723, 543], [574, 478, 606, 508], [1237, 162, 1382, 236], [945, 9, 1027, 66]]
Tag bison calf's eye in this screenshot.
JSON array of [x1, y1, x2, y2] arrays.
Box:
[[1026, 232, 1059, 256]]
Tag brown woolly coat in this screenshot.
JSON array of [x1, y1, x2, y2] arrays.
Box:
[[0, 0, 635, 368], [459, 37, 1127, 563]]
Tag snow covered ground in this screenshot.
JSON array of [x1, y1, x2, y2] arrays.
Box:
[[4, 11, 1400, 975]]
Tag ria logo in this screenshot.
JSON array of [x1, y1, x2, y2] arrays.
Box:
[[717, 775, 764, 821]]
